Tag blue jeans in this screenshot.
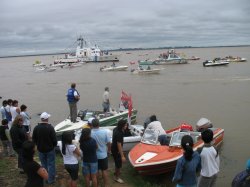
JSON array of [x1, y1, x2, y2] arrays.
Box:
[[39, 149, 56, 184]]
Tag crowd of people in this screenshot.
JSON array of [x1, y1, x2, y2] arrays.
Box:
[[1, 92, 250, 187]]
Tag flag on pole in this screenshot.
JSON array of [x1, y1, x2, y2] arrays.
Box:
[[120, 91, 133, 126]]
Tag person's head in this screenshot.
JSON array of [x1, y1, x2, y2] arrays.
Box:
[[92, 118, 100, 128], [61, 131, 73, 155], [80, 128, 91, 142], [71, 83, 76, 89], [40, 112, 51, 122], [87, 117, 95, 127], [105, 87, 109, 91], [7, 99, 13, 106], [201, 129, 213, 144], [117, 119, 127, 131], [12, 115, 23, 126], [246, 159, 250, 172], [150, 115, 157, 122], [22, 140, 35, 161], [1, 119, 8, 126], [20, 104, 27, 112], [2, 100, 7, 107], [181, 135, 194, 161], [12, 100, 18, 107]]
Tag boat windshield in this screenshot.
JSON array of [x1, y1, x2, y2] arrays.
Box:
[[169, 131, 201, 147], [141, 129, 159, 145]]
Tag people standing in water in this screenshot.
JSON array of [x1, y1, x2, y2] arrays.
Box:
[[67, 83, 80, 123], [10, 115, 28, 174], [80, 128, 98, 187], [91, 118, 111, 187], [58, 131, 81, 187], [22, 140, 48, 187], [32, 112, 57, 185], [197, 129, 220, 187], [102, 87, 110, 112], [172, 135, 201, 187], [111, 119, 127, 184]]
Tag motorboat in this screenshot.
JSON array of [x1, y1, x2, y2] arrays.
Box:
[[73, 124, 144, 152], [203, 58, 229, 67], [54, 108, 138, 138], [224, 56, 247, 62], [54, 36, 119, 63], [63, 63, 83, 68], [131, 66, 161, 74], [100, 65, 128, 71], [35, 66, 57, 72], [154, 49, 188, 65], [33, 60, 46, 67], [187, 56, 200, 60], [138, 59, 155, 65], [128, 125, 224, 175]]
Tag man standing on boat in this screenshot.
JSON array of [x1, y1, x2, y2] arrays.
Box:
[[67, 83, 80, 123], [102, 87, 110, 112]]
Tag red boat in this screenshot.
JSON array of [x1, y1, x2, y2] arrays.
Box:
[[128, 126, 224, 175]]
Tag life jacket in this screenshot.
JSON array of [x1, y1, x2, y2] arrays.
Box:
[[232, 170, 250, 187], [67, 88, 77, 103], [180, 123, 193, 132]]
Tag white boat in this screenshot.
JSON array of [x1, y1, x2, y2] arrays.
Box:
[[63, 63, 83, 68], [50, 63, 65, 68], [154, 49, 188, 65], [54, 109, 138, 138], [54, 36, 119, 63], [35, 66, 57, 72], [33, 61, 46, 67], [73, 124, 144, 152], [203, 59, 229, 67], [224, 56, 247, 62], [131, 66, 161, 74], [100, 65, 128, 72]]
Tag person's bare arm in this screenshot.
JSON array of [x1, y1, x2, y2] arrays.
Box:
[[117, 142, 126, 162], [37, 167, 48, 180]]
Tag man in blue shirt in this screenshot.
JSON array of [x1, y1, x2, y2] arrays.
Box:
[[91, 118, 111, 187], [66, 83, 80, 123]]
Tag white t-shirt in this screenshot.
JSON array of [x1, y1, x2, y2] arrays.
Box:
[[20, 111, 30, 126], [10, 106, 19, 121], [146, 121, 166, 135], [58, 141, 78, 165], [200, 146, 220, 177], [103, 91, 109, 103]]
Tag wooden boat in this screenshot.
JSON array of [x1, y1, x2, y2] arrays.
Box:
[[73, 124, 144, 152], [128, 126, 224, 175], [100, 65, 128, 71], [54, 109, 137, 138], [203, 59, 229, 67]]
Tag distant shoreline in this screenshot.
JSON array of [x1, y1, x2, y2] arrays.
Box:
[[0, 45, 249, 58]]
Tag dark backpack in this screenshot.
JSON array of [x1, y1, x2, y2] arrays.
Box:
[[232, 170, 250, 187]]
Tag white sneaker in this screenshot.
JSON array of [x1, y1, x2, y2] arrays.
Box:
[[114, 177, 124, 184]]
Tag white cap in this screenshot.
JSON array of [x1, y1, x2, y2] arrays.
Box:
[[40, 112, 51, 120], [88, 117, 95, 124], [196, 118, 211, 127]]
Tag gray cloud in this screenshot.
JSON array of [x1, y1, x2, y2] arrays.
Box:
[[0, 0, 250, 56]]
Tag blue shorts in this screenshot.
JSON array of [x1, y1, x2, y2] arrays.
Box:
[[82, 162, 98, 175]]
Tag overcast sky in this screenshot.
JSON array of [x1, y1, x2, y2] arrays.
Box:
[[0, 0, 249, 56]]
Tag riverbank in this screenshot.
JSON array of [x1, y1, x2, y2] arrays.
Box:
[[0, 145, 173, 187]]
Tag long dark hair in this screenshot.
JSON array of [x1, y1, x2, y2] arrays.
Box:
[[117, 119, 127, 131], [22, 140, 35, 161], [181, 135, 194, 161], [61, 131, 73, 155], [80, 128, 91, 142]]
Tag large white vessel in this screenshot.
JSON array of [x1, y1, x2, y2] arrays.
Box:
[[54, 37, 119, 63]]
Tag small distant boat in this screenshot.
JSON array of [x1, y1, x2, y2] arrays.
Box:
[[128, 125, 224, 175], [131, 66, 161, 74], [154, 49, 188, 65], [224, 56, 247, 62], [100, 65, 128, 72], [138, 60, 155, 65], [33, 60, 46, 67], [35, 66, 56, 72], [203, 58, 229, 67], [50, 63, 65, 68], [63, 63, 83, 68], [187, 56, 200, 60], [129, 61, 137, 65]]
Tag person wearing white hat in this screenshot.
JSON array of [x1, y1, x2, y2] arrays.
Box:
[[82, 117, 95, 129], [32, 112, 57, 185]]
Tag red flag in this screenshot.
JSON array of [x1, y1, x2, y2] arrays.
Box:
[[120, 91, 133, 126]]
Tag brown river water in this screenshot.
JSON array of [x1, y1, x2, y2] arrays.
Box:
[[0, 46, 250, 186]]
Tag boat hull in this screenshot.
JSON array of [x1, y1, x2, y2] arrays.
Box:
[[203, 61, 229, 67], [100, 66, 128, 71], [128, 128, 224, 175]]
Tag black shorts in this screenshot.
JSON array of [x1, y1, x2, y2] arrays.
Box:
[[64, 164, 79, 180], [98, 157, 108, 170], [112, 153, 122, 169]]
